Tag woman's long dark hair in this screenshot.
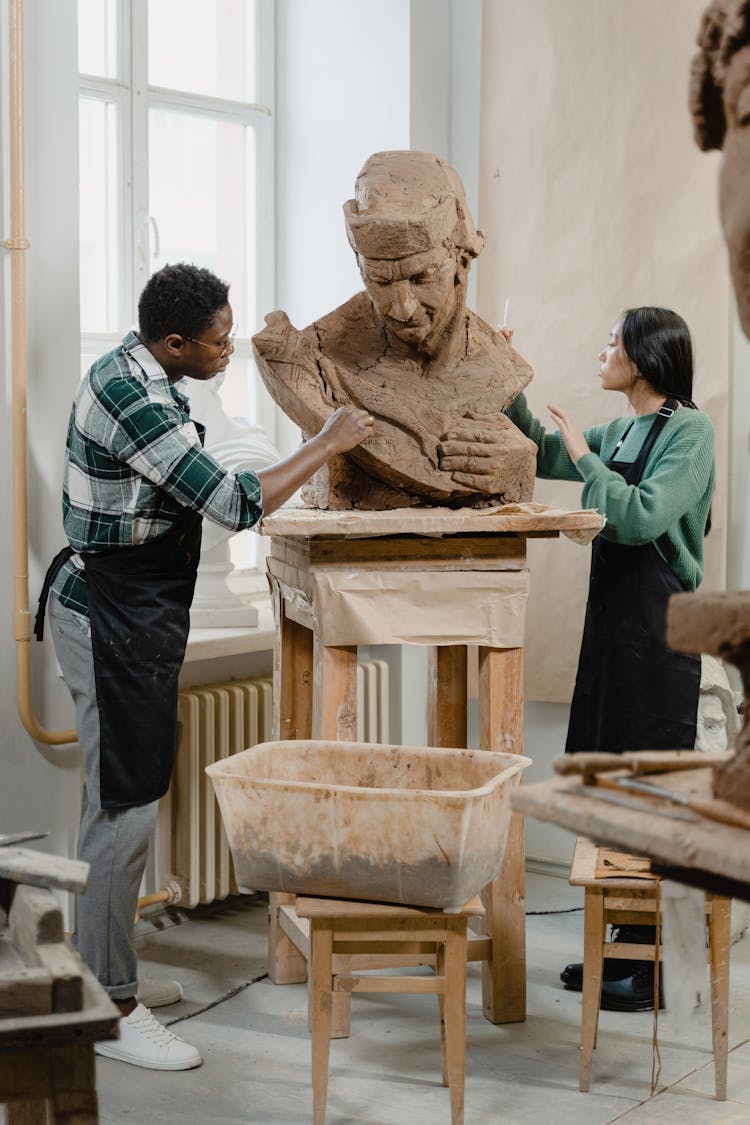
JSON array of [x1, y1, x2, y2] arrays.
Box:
[[620, 305, 710, 533], [621, 307, 697, 407]]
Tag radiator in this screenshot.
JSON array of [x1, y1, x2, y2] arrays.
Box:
[[165, 661, 390, 908]]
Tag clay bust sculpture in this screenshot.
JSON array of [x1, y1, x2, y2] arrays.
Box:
[[688, 0, 750, 810], [691, 0, 750, 335], [252, 151, 537, 509]]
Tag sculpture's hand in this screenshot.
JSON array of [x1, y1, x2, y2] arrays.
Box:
[[439, 412, 515, 494]]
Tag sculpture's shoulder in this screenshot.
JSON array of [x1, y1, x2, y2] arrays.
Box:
[[310, 292, 385, 368], [459, 309, 534, 406]]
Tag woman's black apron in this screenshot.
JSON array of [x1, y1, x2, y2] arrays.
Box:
[[565, 401, 701, 755], [38, 425, 205, 811]]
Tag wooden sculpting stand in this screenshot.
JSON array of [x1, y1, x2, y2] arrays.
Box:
[[261, 506, 603, 1031]]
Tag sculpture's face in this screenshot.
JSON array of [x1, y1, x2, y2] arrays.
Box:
[[359, 243, 464, 351], [719, 44, 750, 336]]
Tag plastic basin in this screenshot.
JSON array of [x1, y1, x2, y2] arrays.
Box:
[[207, 740, 530, 910]]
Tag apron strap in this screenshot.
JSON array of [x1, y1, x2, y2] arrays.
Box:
[[628, 398, 680, 484], [34, 546, 75, 641]]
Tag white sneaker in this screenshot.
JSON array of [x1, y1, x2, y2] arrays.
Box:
[[96, 1003, 202, 1071], [136, 977, 184, 1008]]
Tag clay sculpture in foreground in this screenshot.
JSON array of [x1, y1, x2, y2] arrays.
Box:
[[252, 150, 537, 510], [685, 0, 750, 810]]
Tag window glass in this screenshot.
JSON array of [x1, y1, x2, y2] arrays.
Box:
[[79, 97, 121, 332], [148, 0, 255, 102], [149, 107, 254, 338], [78, 0, 119, 78]]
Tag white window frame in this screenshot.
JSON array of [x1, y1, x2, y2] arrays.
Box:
[[78, 0, 277, 443]]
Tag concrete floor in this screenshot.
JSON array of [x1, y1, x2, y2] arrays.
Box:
[[89, 873, 750, 1124]]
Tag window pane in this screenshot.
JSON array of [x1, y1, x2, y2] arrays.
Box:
[[79, 97, 121, 332], [148, 0, 256, 102], [149, 107, 256, 338], [78, 0, 119, 78]]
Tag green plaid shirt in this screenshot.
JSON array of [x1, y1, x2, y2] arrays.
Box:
[[50, 330, 263, 619]]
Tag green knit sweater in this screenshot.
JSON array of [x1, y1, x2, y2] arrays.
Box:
[[505, 394, 715, 591]]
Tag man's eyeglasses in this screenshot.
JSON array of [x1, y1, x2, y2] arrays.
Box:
[[184, 325, 238, 358]]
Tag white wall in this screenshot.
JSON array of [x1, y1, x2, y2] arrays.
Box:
[[0, 1, 83, 878]]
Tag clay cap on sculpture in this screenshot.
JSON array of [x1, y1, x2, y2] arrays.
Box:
[[344, 150, 485, 260]]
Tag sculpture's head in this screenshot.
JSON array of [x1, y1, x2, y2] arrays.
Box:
[[691, 0, 750, 335], [344, 151, 486, 354]]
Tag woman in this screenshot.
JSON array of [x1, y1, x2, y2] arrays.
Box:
[[506, 307, 715, 1009]]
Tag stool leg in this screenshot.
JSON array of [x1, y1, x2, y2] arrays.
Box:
[[268, 893, 308, 984], [330, 954, 352, 1039], [708, 896, 731, 1101], [443, 923, 467, 1125], [310, 921, 334, 1125], [436, 943, 448, 1087], [580, 887, 605, 1093]]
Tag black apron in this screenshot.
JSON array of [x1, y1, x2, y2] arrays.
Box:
[[565, 401, 701, 755], [38, 424, 205, 811]]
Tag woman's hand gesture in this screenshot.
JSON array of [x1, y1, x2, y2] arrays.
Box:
[[547, 404, 590, 465]]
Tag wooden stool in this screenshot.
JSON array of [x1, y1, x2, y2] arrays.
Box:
[[296, 894, 484, 1125], [570, 837, 731, 1096]]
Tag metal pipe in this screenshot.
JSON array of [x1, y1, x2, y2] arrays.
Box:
[[5, 0, 76, 744]]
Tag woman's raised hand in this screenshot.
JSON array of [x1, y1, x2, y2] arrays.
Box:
[[547, 404, 591, 465], [318, 406, 375, 453]]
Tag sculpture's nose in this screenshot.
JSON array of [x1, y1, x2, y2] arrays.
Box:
[[387, 280, 420, 322]]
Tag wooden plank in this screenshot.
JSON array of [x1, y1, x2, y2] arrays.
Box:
[[334, 975, 441, 995], [35, 946, 83, 1014], [0, 962, 117, 1049], [261, 505, 603, 540], [296, 896, 483, 920], [428, 646, 468, 748], [0, 934, 53, 1018], [268, 894, 307, 985], [312, 641, 358, 741], [9, 886, 64, 956], [307, 535, 527, 570], [0, 852, 88, 895]]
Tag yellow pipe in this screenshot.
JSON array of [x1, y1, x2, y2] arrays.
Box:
[[6, 0, 76, 744]]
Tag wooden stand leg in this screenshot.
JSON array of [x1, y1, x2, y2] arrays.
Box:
[[7, 1103, 50, 1125], [442, 924, 467, 1125], [310, 921, 334, 1125], [708, 895, 731, 1101], [478, 647, 526, 1024], [269, 610, 313, 984], [436, 944, 448, 1087], [579, 887, 605, 1092], [274, 609, 314, 741], [428, 646, 468, 748], [312, 640, 358, 742]]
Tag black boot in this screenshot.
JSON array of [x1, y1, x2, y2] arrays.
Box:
[[599, 960, 665, 1012], [559, 924, 653, 992]]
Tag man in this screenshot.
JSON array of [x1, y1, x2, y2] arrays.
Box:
[[252, 150, 536, 510], [41, 262, 372, 1070]]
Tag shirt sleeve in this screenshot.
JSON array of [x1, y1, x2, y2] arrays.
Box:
[[92, 373, 264, 531], [575, 413, 714, 544], [505, 393, 607, 482]]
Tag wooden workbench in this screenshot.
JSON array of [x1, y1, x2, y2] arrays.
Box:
[[261, 504, 604, 1027]]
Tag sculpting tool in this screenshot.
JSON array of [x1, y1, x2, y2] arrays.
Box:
[[502, 297, 510, 329], [592, 774, 750, 832], [0, 830, 48, 847], [566, 784, 698, 822]]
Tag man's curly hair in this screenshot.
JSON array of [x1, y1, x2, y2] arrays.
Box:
[[138, 262, 230, 342], [690, 0, 750, 150]]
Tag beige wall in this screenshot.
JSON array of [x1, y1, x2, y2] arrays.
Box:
[[477, 0, 730, 702]]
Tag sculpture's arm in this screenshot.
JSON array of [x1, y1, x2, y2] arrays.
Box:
[[252, 310, 346, 435]]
